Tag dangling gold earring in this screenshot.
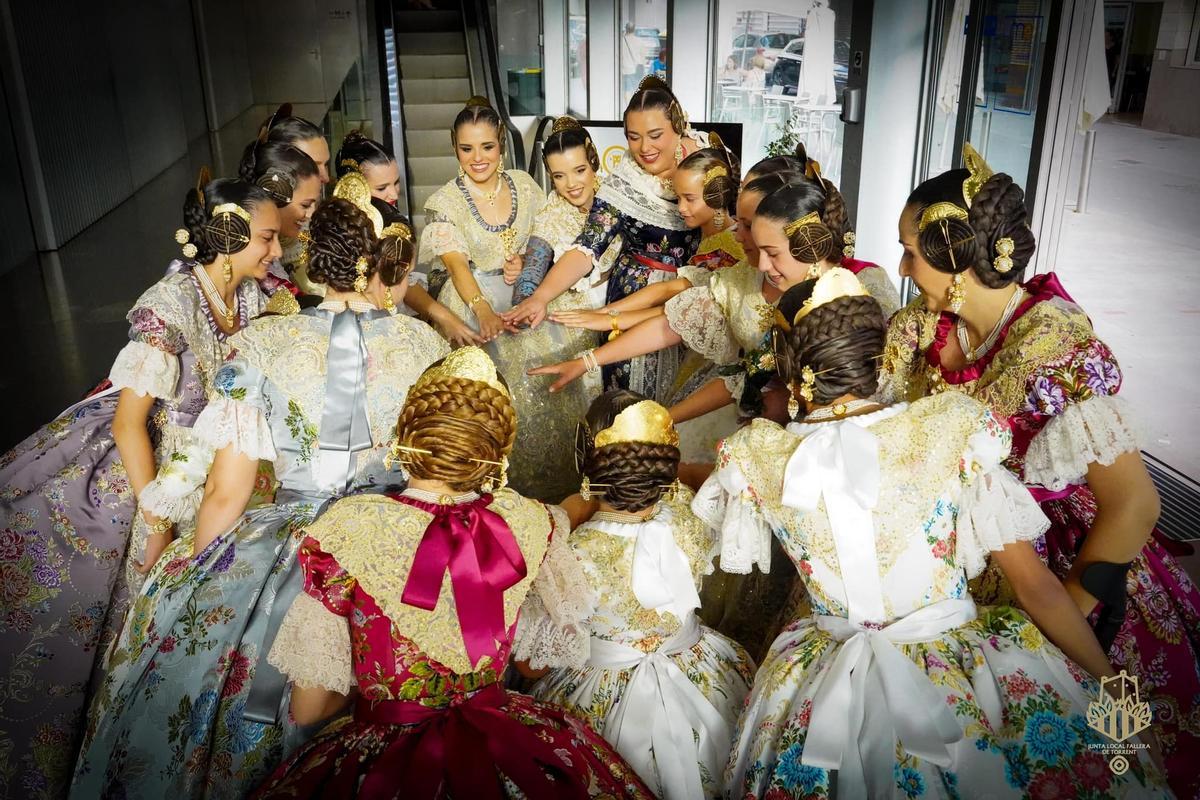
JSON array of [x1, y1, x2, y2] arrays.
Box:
[[798, 366, 816, 403], [713, 209, 726, 230], [948, 272, 966, 314], [674, 141, 684, 165], [458, 165, 466, 179], [787, 390, 800, 421], [382, 288, 397, 313], [593, 176, 602, 194], [222, 255, 234, 285], [580, 475, 592, 502]]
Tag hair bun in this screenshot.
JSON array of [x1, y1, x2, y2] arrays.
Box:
[[465, 95, 493, 110], [637, 74, 672, 94]]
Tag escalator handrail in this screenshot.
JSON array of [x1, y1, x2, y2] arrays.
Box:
[[461, 0, 525, 170], [529, 114, 554, 188]]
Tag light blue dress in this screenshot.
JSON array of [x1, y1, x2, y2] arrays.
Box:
[[72, 304, 448, 799]]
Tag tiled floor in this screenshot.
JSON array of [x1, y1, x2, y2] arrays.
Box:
[[1053, 117, 1200, 479]]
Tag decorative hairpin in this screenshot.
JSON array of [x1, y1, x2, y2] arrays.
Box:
[[783, 211, 822, 238], [993, 237, 1015, 273], [703, 165, 728, 186], [339, 157, 361, 173]]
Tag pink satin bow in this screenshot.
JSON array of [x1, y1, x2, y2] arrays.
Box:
[[396, 494, 528, 669]]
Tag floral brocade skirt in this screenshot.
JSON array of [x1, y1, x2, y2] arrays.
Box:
[[253, 685, 654, 799], [731, 605, 1169, 800], [74, 500, 323, 800], [0, 391, 136, 798], [969, 485, 1200, 798]]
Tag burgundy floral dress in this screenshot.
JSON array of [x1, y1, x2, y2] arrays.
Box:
[[253, 489, 653, 799], [882, 272, 1200, 798]]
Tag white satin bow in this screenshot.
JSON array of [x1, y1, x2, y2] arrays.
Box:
[[630, 511, 702, 619], [782, 419, 885, 624]]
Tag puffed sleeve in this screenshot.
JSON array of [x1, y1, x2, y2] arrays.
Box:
[[108, 306, 186, 399], [512, 505, 597, 669], [664, 286, 740, 365], [565, 197, 624, 262], [1022, 340, 1142, 491], [692, 434, 775, 575], [956, 408, 1050, 579], [418, 210, 471, 263], [191, 355, 276, 460], [267, 537, 356, 693]]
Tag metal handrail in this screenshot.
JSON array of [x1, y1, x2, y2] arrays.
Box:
[[461, 0, 525, 170]]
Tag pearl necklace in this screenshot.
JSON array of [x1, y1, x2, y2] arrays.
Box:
[[468, 174, 503, 207], [195, 264, 238, 327], [956, 287, 1024, 363], [803, 398, 880, 422]]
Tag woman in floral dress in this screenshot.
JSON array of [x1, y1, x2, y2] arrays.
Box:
[[695, 269, 1168, 799], [517, 390, 754, 799], [504, 76, 706, 401], [881, 147, 1200, 797], [0, 177, 283, 799], [73, 196, 448, 799], [252, 348, 652, 799]]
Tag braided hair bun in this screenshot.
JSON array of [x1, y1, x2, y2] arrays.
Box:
[[756, 181, 836, 264], [580, 390, 680, 513], [336, 130, 393, 178], [677, 147, 740, 214], [180, 177, 272, 264], [371, 198, 415, 286], [395, 373, 517, 492], [907, 169, 1036, 287], [775, 280, 886, 405], [306, 198, 379, 291], [237, 141, 319, 206]]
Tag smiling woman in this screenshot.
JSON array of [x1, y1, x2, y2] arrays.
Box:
[[0, 176, 284, 798]]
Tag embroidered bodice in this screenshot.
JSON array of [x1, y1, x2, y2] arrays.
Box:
[[419, 169, 544, 276], [570, 488, 716, 652], [695, 393, 1047, 623], [271, 490, 562, 705], [880, 274, 1141, 492], [199, 310, 448, 494]]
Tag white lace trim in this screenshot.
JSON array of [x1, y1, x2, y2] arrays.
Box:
[[956, 466, 1050, 579], [665, 287, 739, 365], [512, 506, 597, 669], [720, 372, 745, 403], [108, 340, 179, 398], [267, 592, 355, 694], [192, 396, 277, 461], [138, 435, 216, 522], [691, 464, 772, 575], [1024, 395, 1143, 491], [678, 264, 713, 288]]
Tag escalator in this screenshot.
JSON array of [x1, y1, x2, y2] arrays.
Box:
[[378, 0, 525, 234]]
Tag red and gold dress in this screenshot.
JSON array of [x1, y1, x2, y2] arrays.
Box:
[[254, 488, 652, 799]]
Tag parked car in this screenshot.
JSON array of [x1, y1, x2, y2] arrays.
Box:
[[769, 38, 851, 97], [728, 31, 795, 70]]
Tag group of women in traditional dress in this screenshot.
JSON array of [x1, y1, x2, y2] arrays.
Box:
[[0, 70, 1194, 799]]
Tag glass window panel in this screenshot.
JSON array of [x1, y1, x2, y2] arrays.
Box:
[[619, 1, 669, 109], [497, 0, 544, 115], [568, 0, 588, 117], [710, 0, 851, 179], [968, 0, 1052, 188], [926, 0, 972, 176]]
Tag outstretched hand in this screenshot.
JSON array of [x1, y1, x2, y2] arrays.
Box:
[[549, 308, 611, 331], [503, 295, 548, 329], [527, 358, 587, 393]]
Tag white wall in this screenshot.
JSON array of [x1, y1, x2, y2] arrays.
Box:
[[855, 0, 928, 276]]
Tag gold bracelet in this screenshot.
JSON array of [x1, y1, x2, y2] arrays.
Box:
[[146, 516, 172, 535], [608, 310, 622, 340], [467, 293, 486, 309]]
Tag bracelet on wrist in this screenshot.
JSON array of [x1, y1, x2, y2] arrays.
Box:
[[608, 310, 622, 341], [581, 349, 601, 373], [146, 516, 172, 535]]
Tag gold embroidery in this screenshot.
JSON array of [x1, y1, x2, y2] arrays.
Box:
[[307, 490, 552, 674]]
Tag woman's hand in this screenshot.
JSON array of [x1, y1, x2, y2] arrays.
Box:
[[549, 308, 612, 331], [527, 358, 587, 393], [438, 314, 485, 347], [136, 511, 173, 574], [475, 305, 508, 341], [503, 294, 549, 329], [502, 253, 524, 286]]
